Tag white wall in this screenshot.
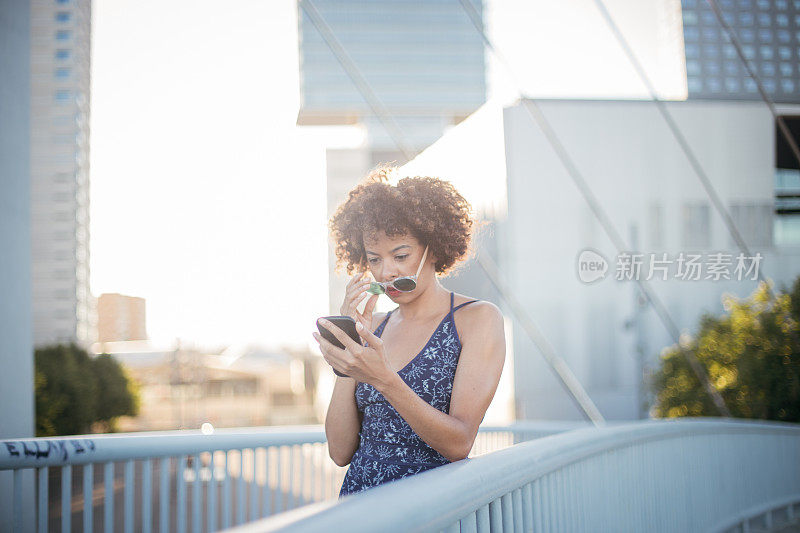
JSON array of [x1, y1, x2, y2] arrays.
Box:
[[503, 98, 800, 421]]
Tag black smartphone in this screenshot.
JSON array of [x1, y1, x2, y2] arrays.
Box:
[[316, 315, 362, 378]]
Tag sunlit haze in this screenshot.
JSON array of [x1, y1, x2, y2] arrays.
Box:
[[89, 0, 682, 349]]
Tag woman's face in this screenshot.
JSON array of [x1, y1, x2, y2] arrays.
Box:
[[362, 231, 431, 301]]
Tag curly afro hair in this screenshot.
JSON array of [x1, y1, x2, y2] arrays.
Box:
[[328, 165, 480, 277]]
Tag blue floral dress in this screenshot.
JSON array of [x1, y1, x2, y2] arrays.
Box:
[[338, 291, 479, 498]]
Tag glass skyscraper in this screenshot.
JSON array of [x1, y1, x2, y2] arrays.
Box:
[[296, 0, 488, 314], [297, 0, 486, 154], [681, 0, 800, 103], [31, 0, 94, 347]]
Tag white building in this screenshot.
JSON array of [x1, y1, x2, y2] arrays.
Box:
[[30, 0, 94, 348], [502, 98, 800, 420]]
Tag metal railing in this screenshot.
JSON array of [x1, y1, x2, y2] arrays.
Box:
[[0, 420, 584, 532], [224, 418, 800, 533]]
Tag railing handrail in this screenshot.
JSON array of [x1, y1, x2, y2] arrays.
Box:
[[0, 419, 589, 469], [0, 425, 327, 468], [224, 417, 800, 533]]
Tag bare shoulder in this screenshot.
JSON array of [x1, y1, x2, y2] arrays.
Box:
[[453, 296, 504, 336]]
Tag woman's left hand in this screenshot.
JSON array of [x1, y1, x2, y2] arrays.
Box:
[[313, 319, 394, 388]]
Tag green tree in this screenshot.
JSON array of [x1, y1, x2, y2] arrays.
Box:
[[93, 354, 140, 432], [35, 343, 140, 436], [648, 277, 800, 422]]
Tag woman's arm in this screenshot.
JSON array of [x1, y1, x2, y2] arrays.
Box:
[[374, 302, 506, 462], [323, 311, 386, 467], [324, 376, 362, 466]]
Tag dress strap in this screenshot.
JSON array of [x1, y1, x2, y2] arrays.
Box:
[[375, 308, 396, 337], [453, 298, 479, 312]]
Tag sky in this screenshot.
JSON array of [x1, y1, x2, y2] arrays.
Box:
[[89, 0, 683, 350]]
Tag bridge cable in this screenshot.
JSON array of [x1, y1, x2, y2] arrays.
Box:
[[299, 0, 607, 424], [591, 0, 789, 297], [458, 0, 732, 417]]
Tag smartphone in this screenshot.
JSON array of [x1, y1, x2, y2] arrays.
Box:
[[316, 315, 362, 378]]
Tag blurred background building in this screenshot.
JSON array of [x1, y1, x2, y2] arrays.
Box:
[[681, 0, 800, 102], [97, 292, 147, 344], [502, 98, 800, 420], [295, 0, 495, 316], [680, 0, 800, 247], [93, 341, 320, 431], [30, 0, 95, 349]]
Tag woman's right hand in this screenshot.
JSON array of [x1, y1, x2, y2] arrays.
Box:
[[340, 271, 379, 332]]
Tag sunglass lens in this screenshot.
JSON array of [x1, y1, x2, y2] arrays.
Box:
[[393, 278, 416, 292], [367, 282, 385, 295]]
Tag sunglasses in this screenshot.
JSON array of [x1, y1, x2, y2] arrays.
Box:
[[366, 245, 429, 295]]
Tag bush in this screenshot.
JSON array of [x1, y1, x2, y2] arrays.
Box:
[[648, 277, 800, 422], [35, 343, 140, 436]]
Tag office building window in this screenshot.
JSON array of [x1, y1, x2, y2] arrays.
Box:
[[723, 44, 737, 59], [703, 27, 719, 42], [730, 203, 773, 247], [55, 49, 70, 60], [775, 215, 800, 245], [55, 67, 70, 79], [682, 203, 711, 249], [55, 90, 71, 103], [55, 11, 71, 22], [55, 30, 70, 40]]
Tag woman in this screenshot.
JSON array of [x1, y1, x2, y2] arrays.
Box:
[[312, 166, 506, 498]]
